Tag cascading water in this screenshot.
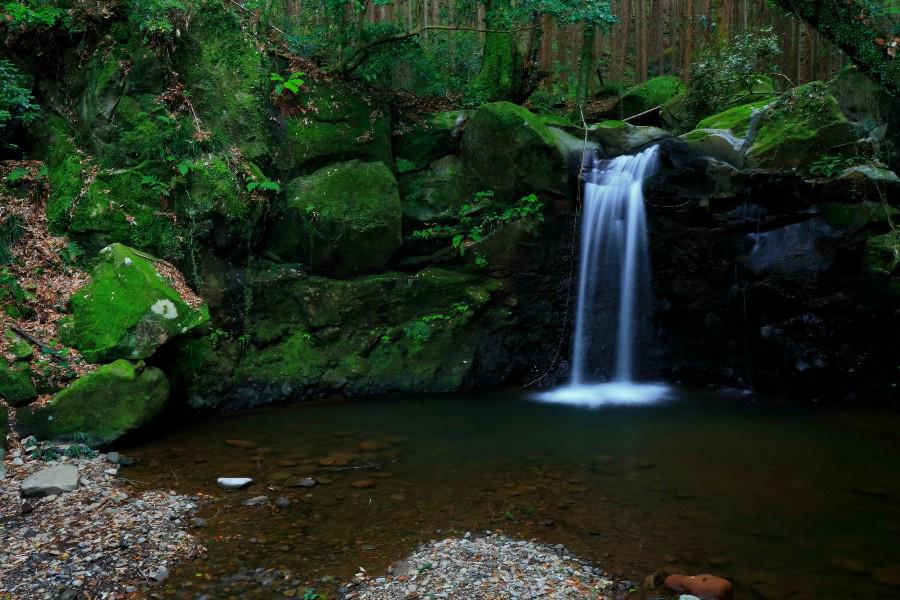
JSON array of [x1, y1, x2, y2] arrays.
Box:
[[539, 145, 669, 407]]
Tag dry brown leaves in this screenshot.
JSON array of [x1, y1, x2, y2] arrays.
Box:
[[0, 160, 94, 380]]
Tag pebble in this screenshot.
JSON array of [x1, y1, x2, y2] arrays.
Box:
[[217, 477, 253, 490], [664, 573, 733, 600], [242, 495, 270, 507], [274, 497, 291, 509], [350, 480, 377, 489], [106, 452, 121, 464]]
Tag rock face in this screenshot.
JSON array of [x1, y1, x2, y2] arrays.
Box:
[[269, 160, 403, 276], [399, 156, 479, 223], [394, 111, 468, 171], [21, 464, 80, 497], [18, 360, 169, 446], [664, 574, 733, 600], [59, 244, 209, 363]]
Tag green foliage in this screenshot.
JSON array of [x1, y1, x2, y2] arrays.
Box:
[[1, 1, 63, 29], [270, 71, 306, 95], [128, 0, 187, 36], [396, 158, 417, 174], [0, 59, 40, 146], [683, 28, 780, 120], [6, 167, 29, 183], [301, 589, 320, 600], [808, 154, 860, 178], [247, 179, 281, 193]]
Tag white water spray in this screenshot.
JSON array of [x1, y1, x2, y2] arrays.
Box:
[[539, 145, 669, 407]]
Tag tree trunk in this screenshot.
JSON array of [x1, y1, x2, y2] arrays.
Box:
[[576, 24, 596, 106], [469, 0, 527, 102], [772, 0, 900, 97]]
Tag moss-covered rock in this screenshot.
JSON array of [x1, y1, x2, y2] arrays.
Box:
[[615, 76, 686, 118], [42, 114, 89, 234], [695, 99, 772, 137], [173, 2, 271, 160], [399, 156, 478, 222], [0, 357, 37, 407], [17, 360, 169, 446], [65, 167, 181, 259], [273, 80, 392, 176], [865, 229, 900, 277], [394, 111, 468, 171], [268, 160, 402, 276], [746, 82, 856, 170], [60, 244, 209, 363], [213, 267, 507, 408], [461, 102, 568, 200]]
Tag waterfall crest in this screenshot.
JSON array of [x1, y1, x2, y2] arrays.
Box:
[[540, 145, 669, 407]]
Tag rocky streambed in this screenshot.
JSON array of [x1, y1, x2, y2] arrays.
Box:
[[0, 442, 203, 599]]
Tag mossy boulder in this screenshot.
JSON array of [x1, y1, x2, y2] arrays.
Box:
[[865, 230, 900, 277], [269, 160, 402, 276], [0, 357, 37, 407], [399, 156, 479, 222], [461, 102, 568, 200], [273, 80, 392, 176], [17, 360, 169, 446], [746, 82, 856, 170], [615, 76, 686, 118], [173, 2, 271, 159], [394, 111, 468, 171], [60, 244, 209, 363]]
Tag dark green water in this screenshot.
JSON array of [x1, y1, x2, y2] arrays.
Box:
[[123, 389, 900, 599]]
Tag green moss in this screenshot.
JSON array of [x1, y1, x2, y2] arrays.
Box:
[[42, 115, 88, 234], [617, 76, 686, 118], [460, 102, 567, 200], [60, 243, 209, 363], [17, 360, 169, 446], [0, 357, 37, 407], [269, 160, 402, 276], [173, 2, 270, 160], [468, 31, 522, 104], [747, 82, 855, 169], [66, 167, 182, 258], [865, 229, 900, 277], [596, 119, 627, 129], [696, 98, 772, 137], [274, 80, 392, 175]]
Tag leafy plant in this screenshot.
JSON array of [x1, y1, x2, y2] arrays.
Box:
[[58, 241, 85, 267], [247, 179, 281, 193], [301, 589, 320, 600], [0, 215, 25, 265], [271, 71, 306, 96], [129, 0, 187, 36], [6, 167, 29, 183], [0, 59, 40, 147], [1, 1, 63, 29], [682, 28, 781, 124], [140, 174, 171, 198], [395, 158, 417, 174], [809, 154, 856, 178]]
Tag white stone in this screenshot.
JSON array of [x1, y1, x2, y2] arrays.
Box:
[[217, 477, 253, 490], [150, 299, 178, 319]]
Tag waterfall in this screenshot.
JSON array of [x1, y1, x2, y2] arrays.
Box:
[[539, 145, 669, 407]]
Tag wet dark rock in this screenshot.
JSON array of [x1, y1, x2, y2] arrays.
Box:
[[242, 495, 270, 507], [274, 497, 291, 509]]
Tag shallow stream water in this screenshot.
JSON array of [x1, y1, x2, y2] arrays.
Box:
[[122, 389, 900, 599]]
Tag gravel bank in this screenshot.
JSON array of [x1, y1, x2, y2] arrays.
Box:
[[0, 445, 203, 599], [341, 532, 635, 600]]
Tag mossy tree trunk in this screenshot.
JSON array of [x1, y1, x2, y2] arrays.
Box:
[[469, 0, 526, 103], [773, 0, 900, 98]]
